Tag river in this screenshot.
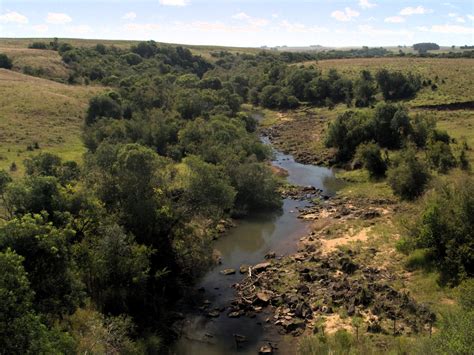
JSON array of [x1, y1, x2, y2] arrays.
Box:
[[172, 134, 343, 354]]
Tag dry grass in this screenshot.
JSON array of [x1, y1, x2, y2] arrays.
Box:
[[0, 46, 70, 81], [0, 69, 104, 175]]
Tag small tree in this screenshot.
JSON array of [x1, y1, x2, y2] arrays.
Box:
[[0, 53, 13, 69], [387, 146, 430, 200], [355, 142, 387, 178]]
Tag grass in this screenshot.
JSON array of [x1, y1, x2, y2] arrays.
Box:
[[0, 37, 262, 62], [0, 46, 70, 81], [0, 69, 103, 176], [302, 57, 474, 106]]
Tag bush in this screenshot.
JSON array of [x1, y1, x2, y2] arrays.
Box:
[[86, 93, 122, 125], [376, 69, 421, 100], [426, 141, 456, 173], [355, 142, 387, 178], [0, 53, 13, 69], [387, 146, 430, 200], [405, 175, 474, 284]]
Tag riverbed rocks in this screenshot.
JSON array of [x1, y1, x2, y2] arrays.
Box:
[[231, 248, 434, 337]]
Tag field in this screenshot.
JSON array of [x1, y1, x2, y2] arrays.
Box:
[[302, 57, 474, 106], [0, 69, 103, 175]]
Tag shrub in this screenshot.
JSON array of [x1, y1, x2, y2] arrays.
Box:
[[426, 141, 456, 173], [0, 53, 13, 69], [355, 142, 387, 178], [406, 175, 474, 284], [387, 146, 430, 200], [86, 93, 122, 125], [375, 69, 421, 100]]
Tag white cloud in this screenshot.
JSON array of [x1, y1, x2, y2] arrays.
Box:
[[0, 11, 28, 24], [280, 20, 328, 33], [358, 24, 413, 36], [122, 12, 137, 20], [232, 12, 250, 21], [418, 24, 473, 34], [124, 23, 161, 31], [46, 12, 72, 25], [359, 0, 376, 9], [468, 15, 474, 21], [331, 7, 360, 22], [384, 16, 405, 23], [32, 24, 48, 33], [232, 12, 268, 27], [448, 13, 457, 17], [159, 0, 189, 6], [399, 6, 432, 16], [67, 25, 92, 34], [271, 13, 279, 19], [456, 17, 465, 23]]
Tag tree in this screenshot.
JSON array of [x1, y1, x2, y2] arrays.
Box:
[[376, 69, 421, 100], [413, 42, 440, 54], [0, 53, 13, 69], [387, 146, 430, 200], [86, 93, 122, 125], [0, 213, 82, 317], [355, 142, 387, 178], [354, 70, 377, 107]]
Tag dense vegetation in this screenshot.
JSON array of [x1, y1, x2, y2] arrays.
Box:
[[0, 38, 472, 352]]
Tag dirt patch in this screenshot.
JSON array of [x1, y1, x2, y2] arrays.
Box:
[[320, 227, 371, 255]]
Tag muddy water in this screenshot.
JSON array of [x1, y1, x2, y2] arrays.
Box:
[[172, 140, 342, 355]]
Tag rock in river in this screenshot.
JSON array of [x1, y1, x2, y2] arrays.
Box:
[[253, 262, 271, 273], [220, 268, 236, 275]]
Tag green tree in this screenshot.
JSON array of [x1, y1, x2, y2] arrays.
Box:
[[0, 214, 82, 317], [86, 93, 122, 125], [387, 146, 430, 200], [0, 53, 13, 69], [355, 142, 387, 178]]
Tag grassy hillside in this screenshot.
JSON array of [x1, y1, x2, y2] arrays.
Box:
[[303, 57, 474, 106], [0, 69, 103, 175], [0, 37, 262, 61]]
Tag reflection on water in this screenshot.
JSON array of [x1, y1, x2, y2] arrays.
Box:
[[172, 140, 342, 355]]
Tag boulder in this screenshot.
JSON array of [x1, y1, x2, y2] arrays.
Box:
[[239, 264, 250, 274], [259, 344, 274, 354], [253, 262, 271, 273], [220, 268, 236, 275], [255, 291, 272, 305]]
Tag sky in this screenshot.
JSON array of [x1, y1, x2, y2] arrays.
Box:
[[0, 0, 473, 47]]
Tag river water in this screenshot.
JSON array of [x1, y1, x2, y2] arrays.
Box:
[[172, 137, 342, 355]]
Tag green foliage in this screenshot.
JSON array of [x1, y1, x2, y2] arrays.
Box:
[[86, 92, 122, 125], [413, 43, 440, 53], [426, 141, 456, 173], [354, 70, 377, 107], [0, 53, 13, 69], [387, 146, 430, 200], [404, 175, 474, 284], [376, 69, 421, 100], [0, 213, 82, 317], [355, 142, 387, 178]]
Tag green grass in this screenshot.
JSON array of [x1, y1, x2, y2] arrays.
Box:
[[0, 69, 103, 176], [335, 169, 395, 200], [302, 57, 474, 106]]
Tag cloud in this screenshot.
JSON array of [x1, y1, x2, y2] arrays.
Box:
[[0, 11, 28, 24], [448, 13, 457, 17], [159, 0, 189, 6], [232, 12, 250, 21], [468, 15, 474, 21], [231, 12, 268, 27], [399, 6, 432, 16], [358, 24, 413, 36], [46, 12, 72, 25], [124, 23, 161, 31], [67, 25, 92, 34], [32, 24, 48, 33], [122, 12, 137, 20], [418, 24, 473, 34], [456, 17, 465, 23], [331, 7, 360, 22], [384, 16, 405, 23], [359, 0, 376, 9], [279, 20, 328, 33]]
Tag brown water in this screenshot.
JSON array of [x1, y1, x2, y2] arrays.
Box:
[[172, 139, 342, 355]]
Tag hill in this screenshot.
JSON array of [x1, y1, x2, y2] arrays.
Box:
[[0, 69, 103, 175]]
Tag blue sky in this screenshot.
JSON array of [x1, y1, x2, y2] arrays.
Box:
[[1, 0, 473, 47]]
